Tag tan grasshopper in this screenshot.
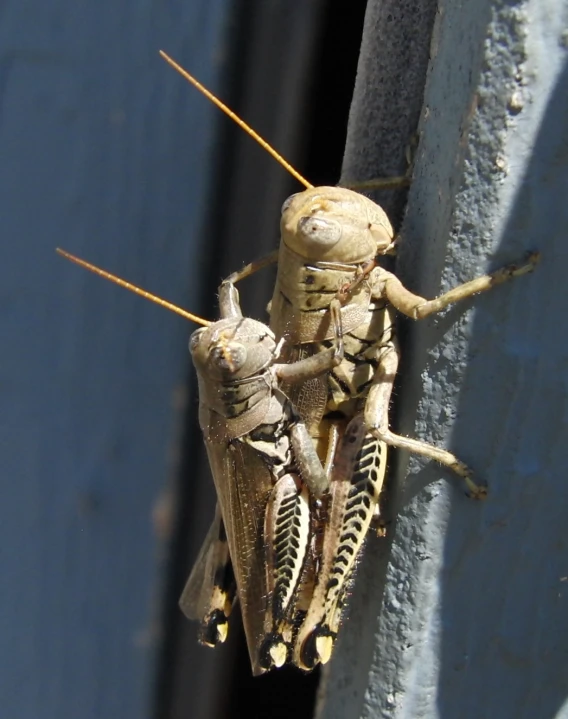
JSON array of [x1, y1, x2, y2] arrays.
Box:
[[55, 248, 343, 674], [158, 52, 540, 671], [181, 281, 346, 673], [249, 187, 539, 670]]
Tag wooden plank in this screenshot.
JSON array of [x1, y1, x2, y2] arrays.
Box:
[[0, 2, 231, 717], [318, 1, 568, 717]]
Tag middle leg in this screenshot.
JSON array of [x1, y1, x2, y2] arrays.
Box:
[[364, 343, 486, 499]]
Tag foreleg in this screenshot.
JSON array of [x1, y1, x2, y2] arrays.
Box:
[[222, 249, 280, 284]]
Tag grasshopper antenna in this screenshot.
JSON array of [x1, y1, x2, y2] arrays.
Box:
[[56, 249, 211, 326], [159, 50, 313, 191]]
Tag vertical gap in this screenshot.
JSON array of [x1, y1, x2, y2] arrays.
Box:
[[224, 3, 367, 718], [155, 2, 369, 718], [152, 2, 258, 717], [302, 3, 368, 186]]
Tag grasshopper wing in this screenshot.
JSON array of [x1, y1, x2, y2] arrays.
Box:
[[179, 504, 236, 646], [204, 437, 274, 675], [179, 507, 222, 621]]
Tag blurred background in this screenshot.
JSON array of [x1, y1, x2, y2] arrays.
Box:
[[1, 1, 369, 717]]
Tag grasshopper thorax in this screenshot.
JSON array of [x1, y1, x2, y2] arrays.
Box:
[[190, 317, 278, 383], [280, 186, 394, 263]]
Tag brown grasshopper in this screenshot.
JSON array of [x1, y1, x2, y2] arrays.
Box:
[[159, 51, 540, 672], [55, 248, 343, 674], [181, 280, 346, 674]]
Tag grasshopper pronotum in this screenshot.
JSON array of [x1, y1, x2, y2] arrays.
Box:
[[158, 51, 540, 671]]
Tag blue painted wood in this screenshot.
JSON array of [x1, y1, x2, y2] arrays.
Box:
[[0, 2, 231, 717], [319, 1, 568, 718]]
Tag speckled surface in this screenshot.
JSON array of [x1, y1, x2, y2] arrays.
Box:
[[318, 2, 568, 717]]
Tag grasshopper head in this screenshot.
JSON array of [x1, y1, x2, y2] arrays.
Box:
[[189, 317, 278, 382], [280, 186, 394, 263]]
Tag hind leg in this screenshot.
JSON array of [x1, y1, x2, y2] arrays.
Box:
[[294, 416, 387, 670]]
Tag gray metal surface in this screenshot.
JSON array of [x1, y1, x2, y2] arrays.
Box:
[[0, 2, 230, 717], [318, 1, 568, 717]]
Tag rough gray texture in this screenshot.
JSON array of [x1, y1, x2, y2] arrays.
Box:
[[318, 1, 568, 718], [340, 0, 438, 225]]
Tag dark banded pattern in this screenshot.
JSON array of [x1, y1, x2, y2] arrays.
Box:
[[295, 417, 387, 669], [260, 476, 310, 669], [324, 433, 385, 607], [279, 296, 396, 440]]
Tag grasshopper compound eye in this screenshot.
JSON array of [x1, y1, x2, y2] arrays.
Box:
[[281, 193, 299, 215], [189, 328, 207, 353], [297, 216, 342, 248]]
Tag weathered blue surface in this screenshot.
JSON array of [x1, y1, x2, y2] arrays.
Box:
[[0, 2, 230, 717], [319, 1, 568, 718]]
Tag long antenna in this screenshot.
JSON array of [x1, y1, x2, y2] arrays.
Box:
[[159, 50, 313, 190], [56, 249, 211, 326]]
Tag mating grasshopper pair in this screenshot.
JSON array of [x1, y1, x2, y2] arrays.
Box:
[[57, 52, 539, 677], [177, 182, 538, 675]]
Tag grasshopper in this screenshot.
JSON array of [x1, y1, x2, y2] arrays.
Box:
[[181, 280, 346, 673], [248, 186, 539, 670], [56, 248, 343, 674], [157, 52, 540, 670], [225, 186, 538, 670]]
